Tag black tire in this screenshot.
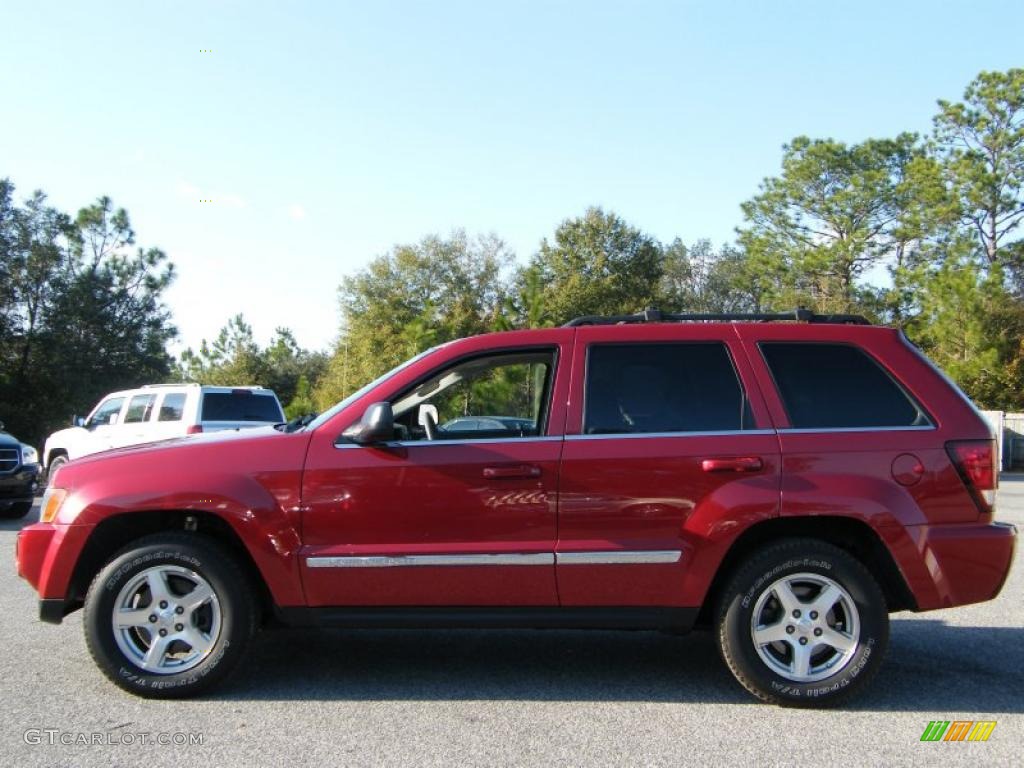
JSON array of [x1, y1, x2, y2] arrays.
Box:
[[46, 455, 68, 485], [83, 533, 256, 698], [0, 500, 33, 519], [716, 538, 888, 707]]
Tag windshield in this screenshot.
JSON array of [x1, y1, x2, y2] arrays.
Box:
[[302, 346, 441, 432]]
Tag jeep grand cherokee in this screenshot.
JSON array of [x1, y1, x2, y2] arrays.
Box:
[[16, 309, 1017, 705]]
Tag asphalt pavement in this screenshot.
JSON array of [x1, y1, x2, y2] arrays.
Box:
[[0, 480, 1021, 767]]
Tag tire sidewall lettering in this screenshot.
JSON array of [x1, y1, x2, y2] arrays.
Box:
[[721, 542, 888, 705], [86, 537, 250, 697]]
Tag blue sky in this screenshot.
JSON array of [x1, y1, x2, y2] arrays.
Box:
[[2, 1, 1021, 353]]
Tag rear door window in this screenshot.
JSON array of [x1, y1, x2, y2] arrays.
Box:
[[200, 392, 283, 422], [123, 394, 157, 424], [584, 343, 753, 434], [760, 343, 928, 429]]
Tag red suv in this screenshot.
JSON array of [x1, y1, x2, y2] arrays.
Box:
[[16, 310, 1017, 705]]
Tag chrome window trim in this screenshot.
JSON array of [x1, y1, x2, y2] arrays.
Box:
[[333, 425, 934, 447], [306, 553, 555, 568], [565, 430, 774, 441], [777, 425, 936, 434], [556, 550, 682, 565], [334, 435, 563, 449]]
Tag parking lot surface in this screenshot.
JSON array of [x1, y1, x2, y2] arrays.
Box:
[[1, 480, 1021, 767]]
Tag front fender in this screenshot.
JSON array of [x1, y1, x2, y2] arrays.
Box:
[[54, 468, 306, 607]]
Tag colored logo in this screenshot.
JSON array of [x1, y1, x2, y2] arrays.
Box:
[[920, 720, 996, 742]]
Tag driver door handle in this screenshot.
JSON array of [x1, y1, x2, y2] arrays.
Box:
[[483, 465, 542, 479]]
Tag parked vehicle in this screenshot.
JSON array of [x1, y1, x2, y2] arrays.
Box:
[[16, 309, 1017, 704], [440, 415, 536, 435], [0, 421, 41, 519], [41, 384, 285, 478]]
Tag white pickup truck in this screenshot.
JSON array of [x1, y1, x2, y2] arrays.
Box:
[[42, 384, 285, 477]]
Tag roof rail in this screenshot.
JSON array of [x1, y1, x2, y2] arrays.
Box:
[[563, 307, 871, 327], [141, 382, 200, 388]]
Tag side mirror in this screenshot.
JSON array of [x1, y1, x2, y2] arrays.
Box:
[[341, 402, 395, 445], [73, 416, 86, 428]]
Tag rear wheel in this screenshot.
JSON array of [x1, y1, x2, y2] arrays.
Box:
[[716, 538, 888, 707], [83, 533, 256, 698]]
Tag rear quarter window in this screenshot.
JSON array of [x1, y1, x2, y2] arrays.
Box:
[[200, 393, 283, 422], [158, 393, 187, 422], [760, 342, 929, 429]]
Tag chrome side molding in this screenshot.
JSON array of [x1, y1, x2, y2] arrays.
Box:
[[306, 550, 683, 568]]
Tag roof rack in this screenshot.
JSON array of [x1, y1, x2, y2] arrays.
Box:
[[563, 307, 871, 327]]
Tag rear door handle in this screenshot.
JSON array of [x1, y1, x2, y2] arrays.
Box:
[[483, 465, 542, 479], [701, 457, 764, 473]]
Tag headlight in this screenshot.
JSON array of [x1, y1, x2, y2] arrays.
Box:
[[39, 488, 68, 524], [21, 444, 38, 464]]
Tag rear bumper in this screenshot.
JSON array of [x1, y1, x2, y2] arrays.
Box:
[[15, 522, 94, 624], [897, 521, 1017, 610]]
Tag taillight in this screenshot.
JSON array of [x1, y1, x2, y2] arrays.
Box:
[[187, 425, 204, 435], [946, 439, 997, 513]]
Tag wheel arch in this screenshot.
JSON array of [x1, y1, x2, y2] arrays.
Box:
[[66, 510, 277, 624], [696, 515, 917, 628], [45, 447, 68, 470]]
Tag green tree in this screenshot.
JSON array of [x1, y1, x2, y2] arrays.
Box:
[[906, 256, 1024, 409], [737, 134, 924, 315], [284, 374, 316, 419], [932, 69, 1024, 283], [891, 68, 1024, 408], [497, 265, 552, 330], [659, 239, 763, 313], [178, 314, 260, 383], [314, 231, 512, 408], [529, 207, 663, 322], [0, 180, 176, 448], [178, 315, 326, 410]]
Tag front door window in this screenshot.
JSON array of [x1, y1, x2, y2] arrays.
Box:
[[391, 350, 555, 441]]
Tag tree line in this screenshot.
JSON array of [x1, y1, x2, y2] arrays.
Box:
[[1, 68, 1021, 446], [314, 68, 1024, 412]]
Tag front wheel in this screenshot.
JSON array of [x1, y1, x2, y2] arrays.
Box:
[[716, 538, 888, 707], [46, 455, 68, 486], [83, 533, 256, 698], [0, 501, 33, 519]]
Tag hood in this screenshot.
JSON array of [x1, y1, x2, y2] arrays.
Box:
[[67, 424, 286, 467], [0, 430, 21, 448], [46, 426, 86, 446]]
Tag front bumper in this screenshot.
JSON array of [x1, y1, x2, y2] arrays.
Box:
[[15, 521, 94, 624], [0, 463, 41, 504]]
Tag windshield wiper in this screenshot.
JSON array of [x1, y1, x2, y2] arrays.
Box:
[[275, 413, 318, 433]]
